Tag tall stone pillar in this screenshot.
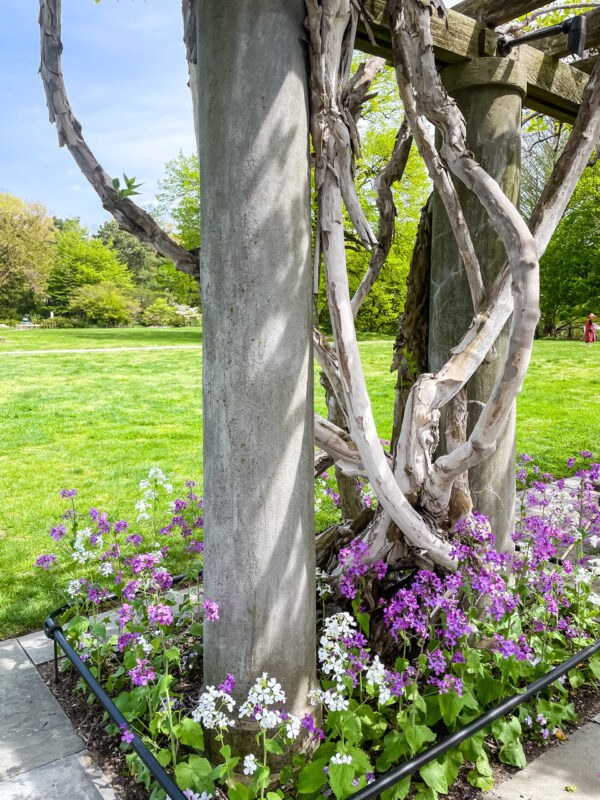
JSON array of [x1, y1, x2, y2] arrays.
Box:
[[429, 58, 527, 551], [197, 0, 316, 727]]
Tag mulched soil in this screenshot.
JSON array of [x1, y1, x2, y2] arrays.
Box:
[[38, 659, 600, 800]]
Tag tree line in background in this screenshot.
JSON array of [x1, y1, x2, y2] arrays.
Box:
[[0, 152, 200, 328], [2, 64, 599, 334]]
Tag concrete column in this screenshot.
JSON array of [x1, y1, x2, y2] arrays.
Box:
[[197, 0, 316, 726], [429, 58, 527, 551]]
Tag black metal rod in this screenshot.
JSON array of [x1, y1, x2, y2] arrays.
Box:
[[347, 638, 600, 800], [44, 617, 187, 800]]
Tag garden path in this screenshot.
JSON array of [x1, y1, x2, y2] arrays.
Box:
[[0, 637, 115, 800], [0, 345, 203, 356]]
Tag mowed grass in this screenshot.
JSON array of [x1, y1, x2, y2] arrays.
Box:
[[0, 326, 203, 351], [0, 333, 598, 637]]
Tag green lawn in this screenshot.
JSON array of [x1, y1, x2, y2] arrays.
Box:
[[0, 332, 598, 637]]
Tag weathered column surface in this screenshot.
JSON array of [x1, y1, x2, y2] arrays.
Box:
[[197, 0, 316, 722], [429, 58, 527, 551]]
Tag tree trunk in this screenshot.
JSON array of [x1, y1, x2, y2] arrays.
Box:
[[197, 0, 316, 741]]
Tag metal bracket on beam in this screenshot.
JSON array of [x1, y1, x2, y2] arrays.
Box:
[[498, 15, 587, 58]]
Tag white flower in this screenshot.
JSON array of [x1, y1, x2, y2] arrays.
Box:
[[67, 578, 84, 598], [192, 686, 236, 729], [139, 479, 150, 491], [164, 483, 173, 494], [245, 672, 286, 707], [322, 687, 349, 712], [285, 713, 301, 740], [316, 568, 332, 598], [589, 534, 600, 548], [98, 561, 114, 577], [365, 655, 386, 687], [139, 636, 153, 654], [255, 708, 282, 730], [330, 753, 353, 765], [243, 754, 258, 775]]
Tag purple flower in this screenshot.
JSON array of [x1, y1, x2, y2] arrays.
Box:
[[89, 507, 100, 521], [152, 569, 173, 592], [60, 488, 77, 499], [147, 602, 173, 627], [374, 559, 388, 579], [86, 584, 108, 604], [125, 534, 143, 547], [114, 520, 128, 534], [301, 713, 325, 741], [427, 649, 446, 676], [218, 673, 235, 693], [35, 553, 57, 570], [129, 658, 155, 687], [122, 581, 138, 601], [203, 599, 219, 621], [119, 723, 134, 744], [117, 632, 140, 652], [185, 539, 204, 554], [50, 524, 67, 542], [118, 603, 134, 629]]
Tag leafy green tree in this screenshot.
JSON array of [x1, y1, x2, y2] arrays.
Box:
[[68, 281, 140, 326], [95, 219, 200, 307], [0, 193, 55, 315], [47, 220, 133, 314], [155, 151, 201, 251], [141, 297, 182, 327], [539, 166, 600, 335]]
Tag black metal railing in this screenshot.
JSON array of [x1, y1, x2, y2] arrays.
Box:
[[346, 638, 600, 800]]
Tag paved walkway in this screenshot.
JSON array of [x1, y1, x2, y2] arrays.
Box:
[[0, 637, 115, 799], [0, 345, 202, 356]]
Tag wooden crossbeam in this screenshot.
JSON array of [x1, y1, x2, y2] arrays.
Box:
[[356, 2, 589, 121], [530, 7, 600, 58], [452, 1, 552, 27]]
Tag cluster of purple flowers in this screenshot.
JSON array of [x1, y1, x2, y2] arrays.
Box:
[[128, 658, 155, 687]]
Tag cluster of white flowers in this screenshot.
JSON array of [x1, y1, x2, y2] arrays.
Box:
[[137, 469, 173, 520], [309, 685, 349, 712], [243, 754, 259, 775], [139, 635, 153, 654], [330, 753, 353, 765], [98, 561, 114, 577], [284, 713, 301, 740], [72, 528, 102, 564], [191, 686, 236, 729], [238, 672, 287, 730], [365, 655, 391, 705], [316, 568, 332, 598], [67, 577, 86, 598], [318, 613, 355, 681]]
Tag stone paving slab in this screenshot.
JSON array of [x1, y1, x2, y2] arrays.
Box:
[[0, 640, 84, 780], [0, 752, 115, 800], [488, 721, 600, 799]]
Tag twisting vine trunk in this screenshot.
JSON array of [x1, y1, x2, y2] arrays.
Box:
[[306, 0, 600, 576]]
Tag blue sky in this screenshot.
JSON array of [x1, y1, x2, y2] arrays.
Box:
[[0, 0, 196, 230]]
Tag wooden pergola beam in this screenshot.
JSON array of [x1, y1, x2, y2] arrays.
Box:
[[530, 7, 600, 58], [356, 2, 589, 121], [452, 1, 553, 27]]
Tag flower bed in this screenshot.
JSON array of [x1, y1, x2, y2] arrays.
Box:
[[34, 457, 600, 800]]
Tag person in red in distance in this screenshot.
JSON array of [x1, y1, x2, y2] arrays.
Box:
[[584, 313, 597, 347]]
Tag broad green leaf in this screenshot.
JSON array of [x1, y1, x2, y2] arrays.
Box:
[[459, 730, 485, 762], [297, 759, 328, 794], [376, 731, 410, 772], [329, 763, 356, 800], [228, 783, 252, 800], [266, 739, 284, 755], [499, 741, 527, 769], [156, 749, 171, 767], [420, 758, 448, 794], [381, 777, 411, 800], [438, 690, 465, 726], [173, 717, 204, 750], [467, 770, 494, 791], [404, 724, 436, 755]]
